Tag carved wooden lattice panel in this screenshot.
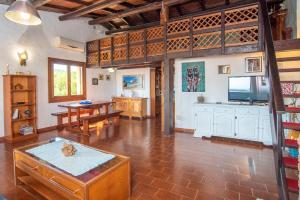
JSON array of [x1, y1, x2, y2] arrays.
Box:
[[113, 48, 126, 61], [225, 5, 259, 26], [129, 45, 144, 58], [193, 13, 221, 31], [87, 52, 98, 65], [193, 32, 221, 50], [113, 34, 127, 47], [147, 42, 164, 56], [87, 40, 99, 52], [167, 19, 190, 35], [147, 26, 164, 41], [100, 50, 111, 64], [100, 37, 111, 49], [167, 36, 190, 52], [129, 31, 144, 43], [225, 26, 259, 47]]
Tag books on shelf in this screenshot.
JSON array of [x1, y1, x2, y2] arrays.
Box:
[[19, 125, 33, 135]]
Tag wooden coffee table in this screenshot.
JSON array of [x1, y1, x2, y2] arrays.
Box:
[[14, 138, 130, 200]]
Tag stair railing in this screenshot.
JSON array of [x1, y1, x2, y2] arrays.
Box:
[[258, 0, 287, 199]]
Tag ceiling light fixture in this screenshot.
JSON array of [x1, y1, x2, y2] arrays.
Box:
[[4, 0, 42, 26]]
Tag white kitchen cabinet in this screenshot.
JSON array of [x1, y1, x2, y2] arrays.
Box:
[[259, 115, 272, 145], [214, 112, 235, 137], [194, 107, 213, 137], [235, 114, 259, 140], [193, 103, 272, 145]]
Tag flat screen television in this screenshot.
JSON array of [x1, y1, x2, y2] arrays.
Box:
[[228, 76, 269, 102]]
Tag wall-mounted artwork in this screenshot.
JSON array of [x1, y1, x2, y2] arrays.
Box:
[[245, 57, 262, 73], [99, 74, 104, 80], [123, 75, 144, 90], [182, 62, 205, 92], [92, 78, 98, 85], [218, 65, 231, 74]]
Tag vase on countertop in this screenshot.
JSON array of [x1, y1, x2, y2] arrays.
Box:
[[197, 95, 205, 103]]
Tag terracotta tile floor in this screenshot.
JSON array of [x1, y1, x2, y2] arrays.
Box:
[[0, 119, 283, 200]]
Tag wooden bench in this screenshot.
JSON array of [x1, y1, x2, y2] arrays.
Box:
[[80, 110, 122, 136], [51, 109, 93, 130]]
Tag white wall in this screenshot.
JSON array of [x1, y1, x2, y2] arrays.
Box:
[[174, 52, 264, 129], [86, 68, 116, 100], [115, 68, 151, 115], [0, 5, 115, 136]]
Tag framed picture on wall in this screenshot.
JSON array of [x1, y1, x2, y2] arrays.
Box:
[[182, 62, 205, 92], [92, 78, 98, 85], [123, 75, 144, 89], [99, 74, 104, 80], [245, 57, 262, 73]]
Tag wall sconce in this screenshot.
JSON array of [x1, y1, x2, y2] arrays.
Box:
[[18, 50, 28, 66]]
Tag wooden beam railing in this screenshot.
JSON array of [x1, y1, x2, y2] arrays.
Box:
[[258, 0, 286, 199], [86, 3, 261, 68]]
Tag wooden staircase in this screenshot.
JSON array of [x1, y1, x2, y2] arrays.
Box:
[[277, 53, 300, 198], [259, 0, 300, 199]]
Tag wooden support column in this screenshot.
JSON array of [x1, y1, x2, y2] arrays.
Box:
[[110, 37, 114, 65], [126, 33, 129, 64], [160, 0, 174, 135], [150, 68, 156, 118], [258, 2, 264, 51], [221, 10, 225, 54], [161, 59, 174, 135]]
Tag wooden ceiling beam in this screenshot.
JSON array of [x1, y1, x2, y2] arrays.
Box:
[[200, 0, 206, 10], [175, 5, 183, 15], [103, 8, 118, 13], [106, 21, 160, 34], [58, 0, 127, 21], [119, 2, 149, 24], [108, 21, 120, 29], [89, 0, 191, 25], [105, 0, 257, 34], [63, 0, 91, 6], [59, 0, 131, 26], [101, 8, 131, 26], [40, 3, 103, 18]]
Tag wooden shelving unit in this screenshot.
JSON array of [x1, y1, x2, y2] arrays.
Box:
[[3, 75, 37, 142]]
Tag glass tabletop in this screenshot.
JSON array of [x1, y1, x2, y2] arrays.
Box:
[[16, 137, 128, 183]]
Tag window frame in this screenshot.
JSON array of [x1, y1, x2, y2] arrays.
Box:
[[48, 57, 86, 103]]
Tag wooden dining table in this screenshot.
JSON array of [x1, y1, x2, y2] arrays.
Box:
[[58, 100, 114, 132]]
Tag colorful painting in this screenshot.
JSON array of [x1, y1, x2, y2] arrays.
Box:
[[182, 62, 205, 92], [245, 57, 262, 73], [123, 75, 144, 89]]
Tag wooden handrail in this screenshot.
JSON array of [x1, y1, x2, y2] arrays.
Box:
[[259, 0, 288, 199], [259, 0, 285, 113]]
